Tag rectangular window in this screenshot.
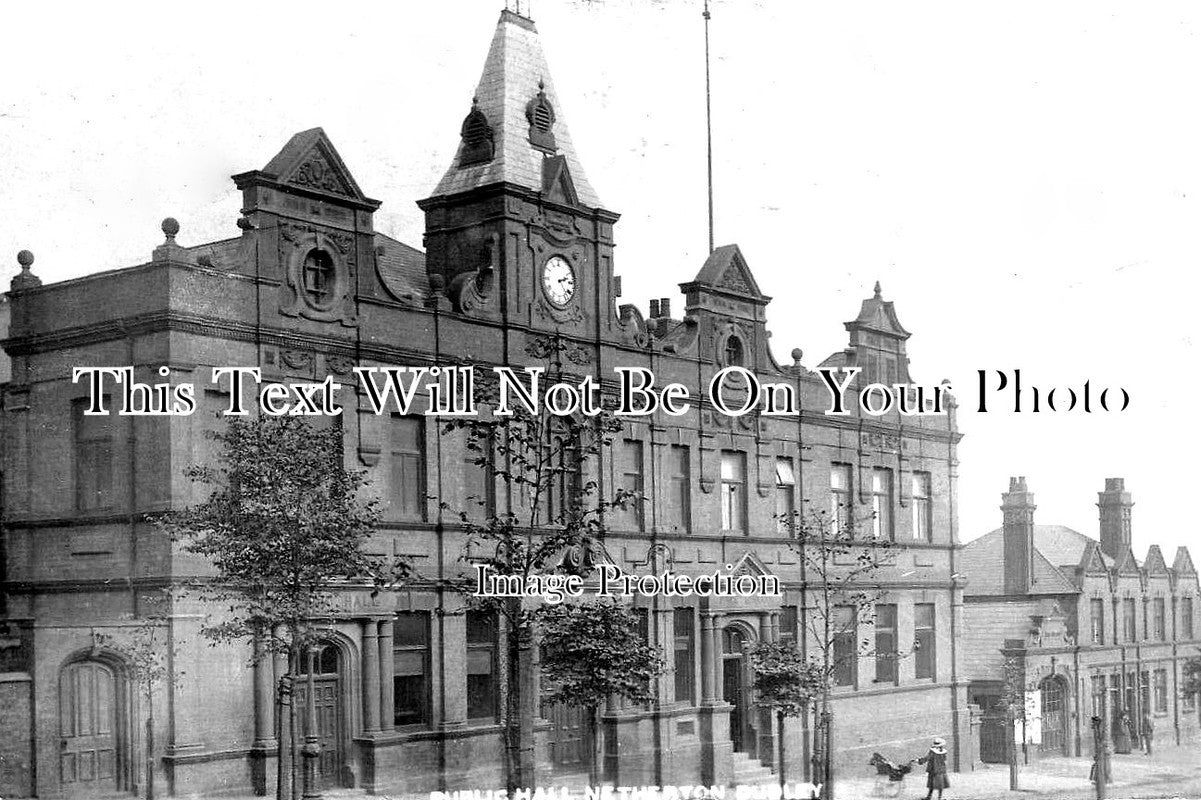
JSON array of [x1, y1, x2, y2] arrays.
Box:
[[1184, 597, 1194, 639], [391, 415, 426, 520], [914, 603, 936, 680], [1153, 598, 1166, 641], [780, 605, 799, 648], [393, 612, 430, 727], [466, 610, 498, 721], [874, 604, 898, 684], [911, 472, 932, 542], [666, 445, 691, 533], [831, 464, 852, 535], [720, 451, 746, 533], [544, 429, 581, 525], [674, 608, 696, 705], [1153, 669, 1168, 713], [831, 605, 857, 687], [619, 439, 646, 532], [462, 427, 495, 520], [775, 457, 796, 534], [1091, 675, 1107, 717], [1123, 598, 1137, 642], [1090, 598, 1106, 645], [871, 468, 893, 539], [74, 399, 114, 511]]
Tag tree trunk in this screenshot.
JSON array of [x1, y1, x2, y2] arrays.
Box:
[[1008, 711, 1019, 791], [588, 705, 600, 788], [504, 602, 523, 794], [276, 677, 289, 800], [145, 692, 155, 800], [823, 707, 833, 800], [776, 710, 786, 791]]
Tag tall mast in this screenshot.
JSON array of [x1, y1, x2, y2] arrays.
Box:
[[704, 0, 714, 254]]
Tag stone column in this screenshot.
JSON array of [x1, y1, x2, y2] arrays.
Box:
[[362, 619, 381, 733], [379, 617, 395, 732], [700, 612, 716, 702], [709, 613, 724, 702]]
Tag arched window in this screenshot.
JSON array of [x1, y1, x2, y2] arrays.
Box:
[[302, 249, 337, 308], [724, 336, 745, 367]]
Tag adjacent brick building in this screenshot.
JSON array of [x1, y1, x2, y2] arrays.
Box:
[[960, 477, 1200, 765], [1, 9, 968, 798]]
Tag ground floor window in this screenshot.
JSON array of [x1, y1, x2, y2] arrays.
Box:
[[1153, 669, 1168, 714], [467, 610, 499, 721]]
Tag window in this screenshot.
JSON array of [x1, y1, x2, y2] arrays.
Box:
[[874, 604, 898, 684], [1090, 598, 1106, 645], [1183, 597, 1194, 639], [302, 248, 337, 308], [831, 605, 857, 687], [666, 445, 691, 533], [911, 472, 932, 541], [914, 603, 936, 680], [619, 439, 646, 531], [1153, 669, 1168, 714], [74, 399, 113, 511], [1091, 675, 1107, 717], [724, 336, 745, 366], [462, 427, 495, 520], [393, 612, 430, 726], [871, 468, 893, 539], [674, 608, 696, 705], [466, 610, 498, 721], [1153, 598, 1166, 641], [780, 605, 798, 648], [775, 458, 796, 534], [720, 451, 746, 533], [390, 415, 426, 520], [831, 464, 851, 535], [543, 427, 581, 525], [1123, 598, 1137, 642]]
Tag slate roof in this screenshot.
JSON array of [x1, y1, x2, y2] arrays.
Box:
[[374, 233, 427, 301], [430, 10, 602, 209], [960, 530, 1080, 596]]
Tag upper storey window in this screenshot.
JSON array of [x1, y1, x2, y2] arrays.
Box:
[[526, 81, 557, 152], [724, 336, 745, 367], [302, 249, 337, 309]]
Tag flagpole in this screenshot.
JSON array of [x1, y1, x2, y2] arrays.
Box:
[[704, 0, 714, 254]]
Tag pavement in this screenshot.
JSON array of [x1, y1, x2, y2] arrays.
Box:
[[186, 745, 1201, 800]]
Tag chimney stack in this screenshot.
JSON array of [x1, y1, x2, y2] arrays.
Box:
[[1001, 477, 1037, 594], [659, 297, 672, 318], [649, 299, 660, 319], [1098, 477, 1133, 560]]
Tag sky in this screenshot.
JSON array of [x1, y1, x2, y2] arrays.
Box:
[[2, 0, 1198, 557]]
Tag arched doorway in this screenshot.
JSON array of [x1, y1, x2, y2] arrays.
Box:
[[59, 657, 133, 798], [294, 643, 350, 789], [1039, 676, 1068, 755], [722, 625, 755, 757]]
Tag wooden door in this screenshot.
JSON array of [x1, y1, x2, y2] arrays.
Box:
[[295, 645, 345, 788], [545, 701, 592, 771], [722, 627, 753, 756], [1040, 678, 1066, 754], [60, 661, 120, 798]]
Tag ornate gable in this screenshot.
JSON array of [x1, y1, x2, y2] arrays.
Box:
[[1144, 545, 1169, 577], [1114, 547, 1141, 578], [1080, 541, 1109, 576], [685, 244, 768, 302], [259, 128, 372, 204]]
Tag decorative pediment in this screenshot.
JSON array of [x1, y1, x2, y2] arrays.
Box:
[[260, 128, 371, 204], [682, 244, 769, 303], [1080, 541, 1109, 575], [1114, 547, 1141, 577], [1028, 602, 1074, 649], [729, 551, 773, 579]]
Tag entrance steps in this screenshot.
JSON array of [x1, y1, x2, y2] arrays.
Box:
[[730, 752, 776, 787]]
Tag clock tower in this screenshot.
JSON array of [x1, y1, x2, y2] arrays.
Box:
[[417, 9, 620, 336]]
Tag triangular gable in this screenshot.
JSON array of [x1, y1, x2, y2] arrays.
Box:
[[730, 551, 774, 579], [541, 155, 578, 206], [1172, 547, 1197, 576], [685, 244, 768, 301], [1114, 547, 1141, 577], [262, 128, 368, 202], [1080, 541, 1110, 576], [1144, 545, 1169, 576]]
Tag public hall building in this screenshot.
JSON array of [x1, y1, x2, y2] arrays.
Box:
[[1, 8, 970, 798]]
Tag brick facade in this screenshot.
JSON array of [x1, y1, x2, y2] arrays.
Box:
[[2, 9, 969, 798]]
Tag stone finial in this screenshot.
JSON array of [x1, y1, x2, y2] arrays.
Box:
[[11, 249, 41, 291], [153, 217, 192, 263], [790, 348, 804, 365], [873, 280, 882, 299]]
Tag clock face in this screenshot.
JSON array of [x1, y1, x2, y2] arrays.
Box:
[[541, 255, 576, 307]]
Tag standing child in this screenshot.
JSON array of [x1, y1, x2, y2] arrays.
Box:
[[917, 737, 950, 800]]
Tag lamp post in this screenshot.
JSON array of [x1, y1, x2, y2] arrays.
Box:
[[301, 646, 322, 800]]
